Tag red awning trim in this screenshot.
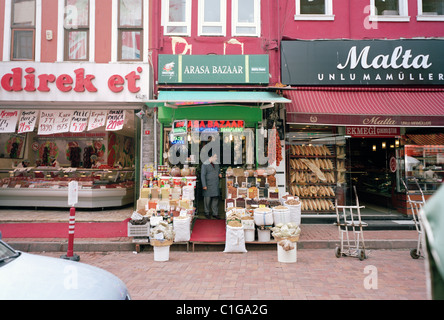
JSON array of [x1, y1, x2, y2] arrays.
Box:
[[284, 87, 444, 127]]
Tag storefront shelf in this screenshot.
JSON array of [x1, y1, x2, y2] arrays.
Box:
[[0, 187, 134, 208]]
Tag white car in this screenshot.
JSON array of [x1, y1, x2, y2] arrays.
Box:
[[0, 236, 130, 300]]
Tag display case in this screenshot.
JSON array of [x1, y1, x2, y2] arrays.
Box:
[[402, 145, 444, 194], [288, 143, 339, 214], [0, 167, 135, 208]]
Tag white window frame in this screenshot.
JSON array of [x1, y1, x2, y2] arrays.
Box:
[[294, 0, 334, 21], [231, 0, 260, 37], [57, 0, 95, 62], [2, 0, 41, 62], [417, 0, 444, 21], [198, 0, 226, 36], [111, 0, 149, 62], [162, 0, 192, 36], [369, 0, 410, 22]]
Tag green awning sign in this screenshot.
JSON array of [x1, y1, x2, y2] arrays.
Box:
[[158, 54, 269, 84]]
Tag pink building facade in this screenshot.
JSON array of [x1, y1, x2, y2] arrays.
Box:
[[0, 0, 151, 208], [278, 0, 444, 215]]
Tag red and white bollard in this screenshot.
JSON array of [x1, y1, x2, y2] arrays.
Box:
[[61, 207, 80, 261]]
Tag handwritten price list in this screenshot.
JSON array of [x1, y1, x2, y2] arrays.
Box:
[[0, 110, 20, 133], [1, 110, 125, 135]]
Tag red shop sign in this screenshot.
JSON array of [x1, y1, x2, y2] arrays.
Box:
[[346, 126, 400, 138]]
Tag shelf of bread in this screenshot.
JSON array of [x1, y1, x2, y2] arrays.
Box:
[[288, 144, 340, 214]]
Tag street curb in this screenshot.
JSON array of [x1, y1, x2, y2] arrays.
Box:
[[6, 238, 419, 253]]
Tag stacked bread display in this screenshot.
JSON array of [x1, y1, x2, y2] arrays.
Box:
[[289, 144, 338, 213]]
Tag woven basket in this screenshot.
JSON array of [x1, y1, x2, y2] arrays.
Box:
[[150, 239, 173, 247], [274, 235, 300, 242]]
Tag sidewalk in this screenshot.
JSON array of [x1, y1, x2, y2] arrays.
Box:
[[0, 206, 420, 253]]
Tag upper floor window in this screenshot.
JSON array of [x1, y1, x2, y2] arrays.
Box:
[[162, 0, 192, 36], [294, 0, 334, 20], [417, 0, 444, 21], [11, 0, 35, 60], [232, 0, 260, 37], [369, 0, 410, 21], [64, 0, 89, 61], [198, 0, 226, 36], [119, 0, 143, 60]]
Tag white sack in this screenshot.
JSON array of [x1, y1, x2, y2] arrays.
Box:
[[173, 216, 191, 242], [223, 225, 247, 253]]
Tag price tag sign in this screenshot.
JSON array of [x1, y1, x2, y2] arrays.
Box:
[[106, 110, 125, 131], [87, 110, 107, 131], [17, 110, 38, 134], [68, 181, 79, 207], [70, 110, 89, 133], [38, 110, 56, 135], [53, 110, 73, 134], [0, 110, 19, 133]]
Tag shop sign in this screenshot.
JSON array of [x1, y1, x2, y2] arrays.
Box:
[[188, 120, 244, 132], [173, 120, 188, 134], [158, 55, 269, 84], [0, 62, 150, 103], [281, 40, 444, 85], [346, 126, 400, 138], [288, 113, 444, 127]]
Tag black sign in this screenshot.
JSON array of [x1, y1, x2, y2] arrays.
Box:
[[281, 40, 444, 85]]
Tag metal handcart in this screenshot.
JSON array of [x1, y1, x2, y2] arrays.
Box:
[[334, 186, 368, 261], [401, 177, 425, 259]]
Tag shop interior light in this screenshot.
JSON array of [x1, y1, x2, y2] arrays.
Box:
[[372, 145, 377, 151], [395, 139, 400, 147], [390, 144, 395, 148], [382, 141, 387, 149]]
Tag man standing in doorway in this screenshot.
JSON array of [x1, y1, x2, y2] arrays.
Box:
[[201, 153, 222, 219]]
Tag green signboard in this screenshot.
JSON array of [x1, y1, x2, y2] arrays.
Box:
[[158, 54, 269, 84]]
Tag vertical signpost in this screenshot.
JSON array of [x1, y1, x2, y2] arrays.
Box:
[[61, 181, 80, 261]]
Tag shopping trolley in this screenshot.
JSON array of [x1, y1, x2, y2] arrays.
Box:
[[401, 177, 425, 259], [334, 186, 368, 261]]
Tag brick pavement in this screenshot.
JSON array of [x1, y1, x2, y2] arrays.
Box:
[[39, 248, 427, 300]]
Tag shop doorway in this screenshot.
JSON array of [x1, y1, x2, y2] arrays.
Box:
[[165, 127, 255, 220], [348, 138, 398, 214]]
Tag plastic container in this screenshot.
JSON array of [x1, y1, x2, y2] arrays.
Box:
[[151, 239, 173, 261], [272, 206, 291, 225], [127, 222, 150, 237], [244, 229, 255, 242], [277, 243, 297, 263], [153, 245, 170, 262], [257, 228, 271, 242], [254, 207, 273, 226]]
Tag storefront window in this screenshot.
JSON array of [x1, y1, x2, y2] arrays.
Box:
[[232, 0, 260, 37], [11, 0, 36, 60], [163, 0, 191, 36], [294, 0, 334, 20], [369, 0, 409, 21], [375, 0, 400, 15], [417, 0, 444, 20], [64, 0, 89, 61], [119, 0, 143, 61], [198, 0, 226, 36], [300, 0, 326, 14]]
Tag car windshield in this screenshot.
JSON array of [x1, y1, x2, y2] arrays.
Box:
[[0, 241, 19, 263]]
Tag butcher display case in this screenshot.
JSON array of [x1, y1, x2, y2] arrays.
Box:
[[0, 167, 135, 208]]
